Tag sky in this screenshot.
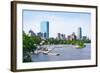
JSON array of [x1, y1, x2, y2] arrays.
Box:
[[23, 10, 91, 39]]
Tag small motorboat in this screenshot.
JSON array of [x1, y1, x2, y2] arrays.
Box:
[[56, 54, 60, 56]]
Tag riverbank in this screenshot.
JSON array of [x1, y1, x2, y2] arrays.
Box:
[[40, 44, 85, 49]]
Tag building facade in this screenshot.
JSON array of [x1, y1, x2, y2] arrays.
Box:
[[57, 33, 66, 40], [67, 32, 77, 40], [78, 27, 82, 40], [40, 21, 49, 39], [28, 30, 36, 36], [37, 32, 43, 37]]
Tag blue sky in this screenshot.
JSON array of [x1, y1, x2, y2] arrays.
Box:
[[23, 10, 91, 39]]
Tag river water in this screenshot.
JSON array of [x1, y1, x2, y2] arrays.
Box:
[[31, 44, 91, 62]]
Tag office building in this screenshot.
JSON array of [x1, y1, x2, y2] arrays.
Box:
[[40, 21, 49, 39], [67, 32, 77, 40], [37, 32, 43, 38], [78, 27, 82, 39], [28, 30, 36, 36], [57, 33, 66, 40]]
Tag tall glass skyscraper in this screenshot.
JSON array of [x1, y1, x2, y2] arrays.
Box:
[[78, 27, 82, 39], [40, 21, 49, 39]]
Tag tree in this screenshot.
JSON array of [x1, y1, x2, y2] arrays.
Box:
[[23, 31, 37, 62], [23, 31, 37, 52], [31, 36, 41, 45]]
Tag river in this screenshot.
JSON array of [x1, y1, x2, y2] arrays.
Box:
[[31, 44, 91, 62]]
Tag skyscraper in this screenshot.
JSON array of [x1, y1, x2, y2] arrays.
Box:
[[40, 21, 49, 39], [78, 27, 82, 39]]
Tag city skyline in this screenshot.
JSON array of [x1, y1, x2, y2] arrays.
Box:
[[23, 10, 91, 39], [27, 23, 88, 40]]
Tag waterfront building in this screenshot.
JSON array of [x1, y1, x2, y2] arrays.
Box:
[[41, 21, 49, 39], [78, 27, 82, 39], [28, 30, 36, 36], [61, 34, 66, 40], [82, 36, 87, 40], [37, 32, 43, 38], [57, 33, 61, 39], [82, 36, 90, 41], [71, 32, 77, 40], [67, 32, 77, 40], [67, 35, 71, 40], [57, 33, 66, 40]]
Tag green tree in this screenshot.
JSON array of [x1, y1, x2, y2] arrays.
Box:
[[23, 31, 37, 52], [31, 36, 41, 45]]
